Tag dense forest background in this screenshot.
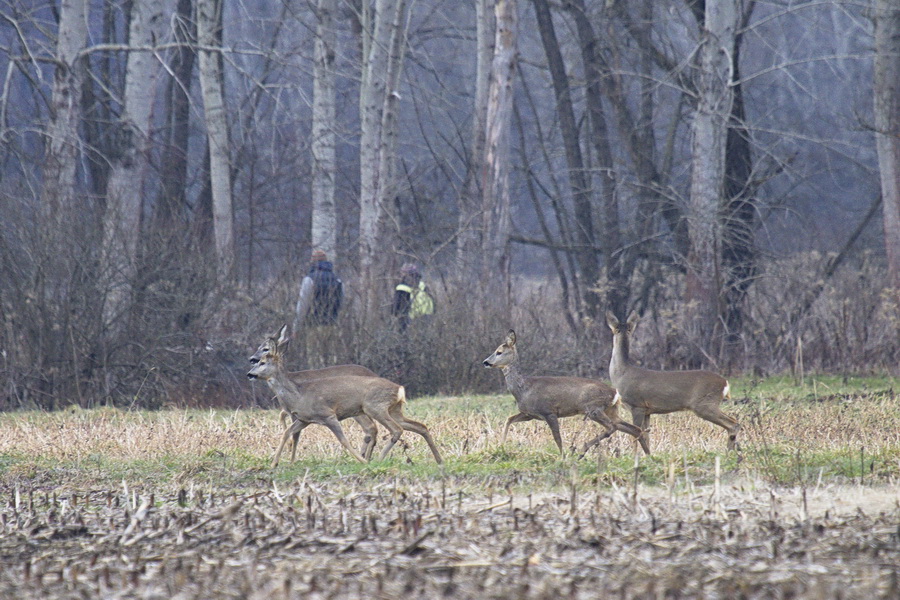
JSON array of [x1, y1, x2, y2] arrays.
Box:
[[0, 0, 898, 409]]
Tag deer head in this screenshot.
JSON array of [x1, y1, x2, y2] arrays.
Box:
[[247, 324, 290, 380], [605, 310, 639, 336], [483, 330, 518, 369]]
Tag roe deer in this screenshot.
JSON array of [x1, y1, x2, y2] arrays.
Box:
[[277, 364, 380, 461], [482, 330, 649, 456], [606, 311, 740, 452], [247, 326, 443, 466]]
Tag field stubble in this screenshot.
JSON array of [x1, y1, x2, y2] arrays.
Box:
[[1, 382, 900, 598]]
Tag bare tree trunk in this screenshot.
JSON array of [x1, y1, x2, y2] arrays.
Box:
[[41, 0, 88, 219], [103, 0, 170, 327], [378, 0, 407, 245], [197, 0, 234, 280], [33, 0, 88, 407], [156, 0, 196, 228], [531, 0, 601, 321], [480, 0, 517, 310], [80, 1, 116, 202], [565, 0, 633, 320], [608, 0, 690, 259], [358, 0, 407, 321], [874, 0, 900, 289], [458, 0, 495, 275], [715, 3, 756, 357], [311, 0, 338, 261], [685, 0, 740, 363]]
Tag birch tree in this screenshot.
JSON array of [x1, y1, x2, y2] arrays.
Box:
[[23, 0, 89, 407], [358, 0, 407, 319], [377, 0, 407, 227], [874, 0, 900, 289], [103, 0, 171, 326], [41, 0, 88, 219], [310, 0, 338, 261], [481, 0, 517, 309], [457, 0, 494, 274], [685, 0, 741, 359], [197, 0, 234, 279]]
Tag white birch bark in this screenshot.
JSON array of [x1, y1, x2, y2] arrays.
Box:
[[40, 0, 88, 218], [685, 0, 740, 352], [197, 0, 234, 279], [103, 0, 171, 325], [358, 0, 406, 320], [457, 0, 494, 272], [310, 0, 337, 261], [481, 0, 516, 309], [874, 0, 900, 289], [377, 0, 407, 235]]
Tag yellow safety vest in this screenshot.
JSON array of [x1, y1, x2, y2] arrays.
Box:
[[396, 281, 434, 319]]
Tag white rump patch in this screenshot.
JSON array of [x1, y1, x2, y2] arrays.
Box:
[[612, 391, 621, 406], [723, 381, 731, 399]]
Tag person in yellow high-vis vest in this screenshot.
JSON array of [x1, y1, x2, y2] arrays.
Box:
[[391, 263, 434, 331]]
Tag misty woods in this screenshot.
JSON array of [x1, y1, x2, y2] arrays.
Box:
[[0, 0, 897, 409]]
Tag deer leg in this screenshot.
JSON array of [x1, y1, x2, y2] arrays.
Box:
[[620, 421, 651, 455], [279, 409, 294, 454], [280, 412, 305, 463], [272, 420, 308, 468], [367, 411, 405, 462], [582, 399, 652, 457], [693, 406, 741, 450], [290, 426, 301, 463], [610, 404, 651, 455], [541, 413, 565, 456], [580, 405, 644, 457], [630, 407, 651, 453], [502, 412, 537, 444], [580, 429, 615, 458], [322, 416, 368, 463], [389, 405, 443, 464], [579, 407, 615, 457], [354, 415, 378, 461]]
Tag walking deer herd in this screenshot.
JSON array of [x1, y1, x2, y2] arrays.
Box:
[[247, 313, 740, 466]]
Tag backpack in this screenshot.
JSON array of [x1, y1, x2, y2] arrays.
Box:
[[410, 281, 434, 319], [309, 264, 343, 325]]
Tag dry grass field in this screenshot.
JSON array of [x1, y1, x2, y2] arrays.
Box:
[[1, 375, 900, 598]]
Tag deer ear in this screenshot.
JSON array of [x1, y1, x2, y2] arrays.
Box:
[[606, 311, 619, 330], [277, 324, 290, 348], [626, 310, 640, 332], [506, 330, 517, 346]]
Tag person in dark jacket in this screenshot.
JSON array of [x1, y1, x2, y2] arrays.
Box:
[[295, 250, 343, 326], [293, 249, 344, 366]]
